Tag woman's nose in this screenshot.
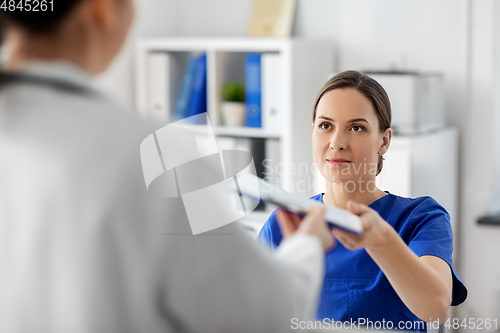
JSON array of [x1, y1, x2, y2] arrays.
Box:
[[329, 132, 347, 151]]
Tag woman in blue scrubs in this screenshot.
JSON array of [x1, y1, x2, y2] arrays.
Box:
[[258, 70, 467, 331]]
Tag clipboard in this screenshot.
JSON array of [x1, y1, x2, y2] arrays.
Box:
[[236, 174, 364, 235]]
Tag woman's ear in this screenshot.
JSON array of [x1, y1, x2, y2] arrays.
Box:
[[90, 0, 116, 31], [378, 128, 392, 156]]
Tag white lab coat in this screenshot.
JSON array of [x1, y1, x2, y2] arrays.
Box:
[[0, 62, 324, 333]]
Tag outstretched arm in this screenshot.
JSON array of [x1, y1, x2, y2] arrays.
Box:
[[331, 201, 452, 322]]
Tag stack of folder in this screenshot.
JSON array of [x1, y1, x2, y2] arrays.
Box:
[[146, 51, 283, 131]]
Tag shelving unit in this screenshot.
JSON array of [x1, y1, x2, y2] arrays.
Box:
[[135, 37, 335, 234], [214, 126, 281, 139]]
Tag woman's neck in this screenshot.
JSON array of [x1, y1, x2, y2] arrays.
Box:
[[323, 179, 387, 209], [4, 26, 101, 74]]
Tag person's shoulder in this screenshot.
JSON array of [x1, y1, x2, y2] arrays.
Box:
[[390, 193, 444, 210], [389, 193, 449, 221]]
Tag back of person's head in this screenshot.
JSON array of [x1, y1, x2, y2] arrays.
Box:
[[0, 0, 134, 74], [0, 0, 85, 35], [0, 0, 84, 78]]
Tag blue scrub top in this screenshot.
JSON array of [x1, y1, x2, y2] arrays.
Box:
[[257, 192, 467, 331]]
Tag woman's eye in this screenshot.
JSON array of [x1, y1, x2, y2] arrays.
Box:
[[350, 125, 365, 132], [319, 122, 332, 130]]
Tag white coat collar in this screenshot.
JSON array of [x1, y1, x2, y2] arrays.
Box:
[[9, 60, 96, 91]]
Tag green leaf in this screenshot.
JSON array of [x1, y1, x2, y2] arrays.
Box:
[[222, 82, 245, 102]]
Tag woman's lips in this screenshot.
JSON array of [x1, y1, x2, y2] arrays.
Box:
[[326, 158, 351, 165]]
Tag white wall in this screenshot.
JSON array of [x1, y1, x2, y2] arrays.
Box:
[[459, 0, 500, 323], [162, 0, 468, 130], [95, 0, 180, 109], [98, 0, 500, 324]]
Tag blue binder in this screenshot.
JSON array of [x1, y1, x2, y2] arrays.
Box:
[[186, 53, 207, 124], [174, 55, 197, 120], [245, 53, 262, 128]]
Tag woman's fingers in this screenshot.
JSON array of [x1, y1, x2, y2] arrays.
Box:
[[288, 212, 302, 229], [346, 200, 370, 216], [278, 206, 336, 251], [277, 209, 298, 238], [299, 205, 326, 229], [332, 228, 363, 250], [331, 229, 350, 248], [299, 206, 335, 251], [346, 200, 376, 233]]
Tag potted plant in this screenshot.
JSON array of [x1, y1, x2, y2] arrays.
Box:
[[221, 82, 246, 126]]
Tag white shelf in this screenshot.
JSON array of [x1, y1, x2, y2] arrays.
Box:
[[152, 122, 281, 139], [215, 126, 281, 139], [137, 37, 297, 53]]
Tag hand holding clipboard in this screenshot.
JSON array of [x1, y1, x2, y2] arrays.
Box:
[[236, 174, 364, 236]]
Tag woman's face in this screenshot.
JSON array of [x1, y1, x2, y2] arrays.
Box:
[[312, 88, 391, 186]]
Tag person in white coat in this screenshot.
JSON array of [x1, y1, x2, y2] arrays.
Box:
[[0, 0, 335, 332]]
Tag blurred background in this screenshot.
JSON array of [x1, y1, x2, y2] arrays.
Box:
[[94, 0, 500, 329]]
